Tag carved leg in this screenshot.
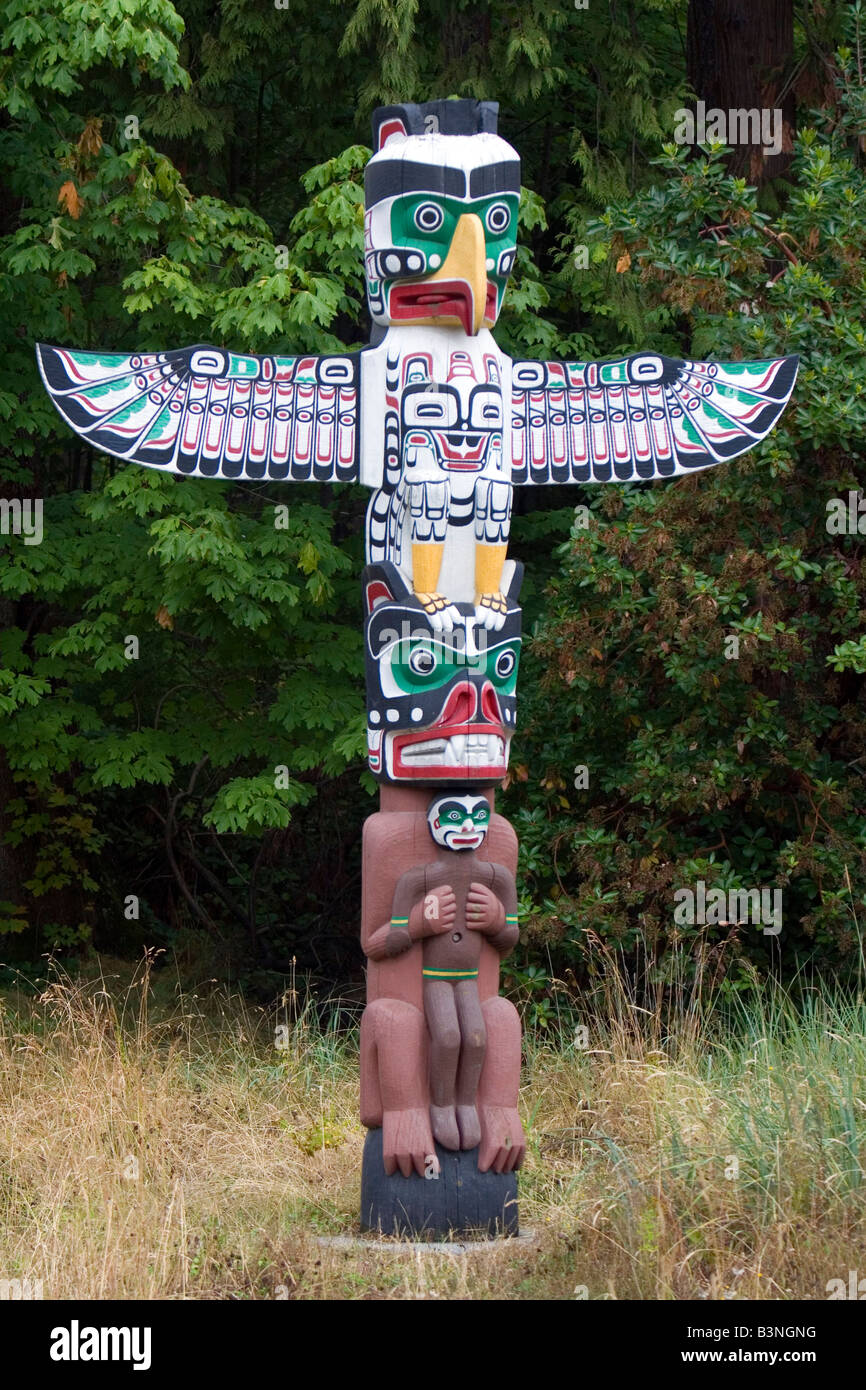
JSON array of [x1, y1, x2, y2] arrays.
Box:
[[423, 978, 461, 1150], [408, 479, 460, 631], [411, 537, 444, 605], [361, 997, 437, 1178], [454, 979, 486, 1149], [359, 1003, 383, 1127], [473, 477, 512, 630], [477, 995, 525, 1174]]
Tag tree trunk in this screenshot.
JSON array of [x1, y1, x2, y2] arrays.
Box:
[[442, 4, 491, 71], [0, 749, 21, 906], [686, 0, 795, 184]]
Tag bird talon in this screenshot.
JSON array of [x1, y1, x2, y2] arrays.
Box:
[[475, 591, 508, 615], [415, 590, 449, 615], [474, 591, 508, 629]]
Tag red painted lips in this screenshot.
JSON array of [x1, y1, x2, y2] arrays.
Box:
[[389, 680, 509, 780], [389, 279, 498, 335]]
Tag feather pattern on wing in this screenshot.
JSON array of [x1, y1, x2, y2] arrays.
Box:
[[36, 343, 360, 483], [510, 353, 799, 484]]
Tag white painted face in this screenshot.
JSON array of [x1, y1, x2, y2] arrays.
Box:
[[427, 794, 491, 851]]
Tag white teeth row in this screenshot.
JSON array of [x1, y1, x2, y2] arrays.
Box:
[[401, 733, 506, 767], [402, 740, 447, 761]]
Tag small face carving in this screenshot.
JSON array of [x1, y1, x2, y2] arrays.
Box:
[[427, 794, 491, 851], [400, 353, 503, 477]]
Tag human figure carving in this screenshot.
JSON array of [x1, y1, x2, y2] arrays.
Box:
[[363, 792, 523, 1171]]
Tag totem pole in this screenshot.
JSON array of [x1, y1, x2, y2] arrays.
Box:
[[37, 98, 798, 1238]]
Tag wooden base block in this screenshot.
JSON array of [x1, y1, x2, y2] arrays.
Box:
[[360, 1128, 519, 1239]]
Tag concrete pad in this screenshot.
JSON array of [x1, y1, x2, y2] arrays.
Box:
[[317, 1229, 537, 1256]]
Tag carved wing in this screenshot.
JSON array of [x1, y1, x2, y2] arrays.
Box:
[[510, 353, 798, 484], [36, 343, 360, 483]]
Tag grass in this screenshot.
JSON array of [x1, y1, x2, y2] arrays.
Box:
[[0, 946, 863, 1300]]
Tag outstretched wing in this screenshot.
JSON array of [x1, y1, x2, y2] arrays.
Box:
[[510, 353, 798, 485], [36, 343, 360, 483]]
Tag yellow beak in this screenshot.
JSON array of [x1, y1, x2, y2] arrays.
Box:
[[426, 212, 488, 335]]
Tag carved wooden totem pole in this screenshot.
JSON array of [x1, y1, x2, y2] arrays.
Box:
[[37, 98, 798, 1237]]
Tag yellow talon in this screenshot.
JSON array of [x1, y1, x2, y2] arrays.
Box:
[[414, 591, 450, 615], [475, 591, 508, 615]]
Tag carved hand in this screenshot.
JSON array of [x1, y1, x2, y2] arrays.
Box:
[[410, 885, 457, 937], [465, 882, 505, 933]]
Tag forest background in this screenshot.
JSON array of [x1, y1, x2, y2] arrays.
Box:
[[1, 0, 864, 1015]]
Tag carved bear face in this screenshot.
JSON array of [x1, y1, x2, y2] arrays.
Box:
[[363, 561, 522, 784]]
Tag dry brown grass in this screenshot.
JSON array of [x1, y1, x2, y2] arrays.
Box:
[[0, 952, 863, 1300]]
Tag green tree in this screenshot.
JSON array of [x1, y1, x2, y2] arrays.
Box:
[[0, 2, 371, 968], [508, 9, 866, 995]]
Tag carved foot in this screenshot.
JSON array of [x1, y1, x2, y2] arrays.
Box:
[[429, 1103, 460, 1151], [478, 1104, 525, 1174], [382, 1107, 438, 1178], [414, 592, 462, 633], [456, 1103, 482, 1150], [474, 592, 508, 631]]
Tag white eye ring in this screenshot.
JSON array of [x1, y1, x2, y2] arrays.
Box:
[[485, 203, 510, 235], [495, 649, 515, 678], [414, 202, 444, 232], [409, 646, 437, 676]]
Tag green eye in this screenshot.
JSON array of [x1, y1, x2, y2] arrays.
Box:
[[487, 642, 520, 692], [409, 646, 437, 677], [388, 641, 449, 694], [473, 807, 489, 822], [414, 202, 444, 232], [449, 810, 462, 821], [485, 203, 510, 235]]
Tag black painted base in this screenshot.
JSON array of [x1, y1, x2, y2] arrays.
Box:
[[360, 1128, 519, 1239]]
